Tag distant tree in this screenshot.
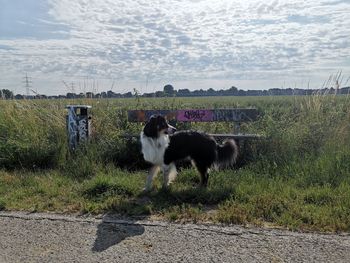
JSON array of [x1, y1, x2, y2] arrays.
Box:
[[107, 90, 116, 98], [86, 92, 94, 98], [123, 92, 133, 98], [1, 89, 13, 99], [155, 91, 165, 97], [207, 88, 216, 96], [194, 89, 205, 96], [238, 89, 246, 96], [14, 94, 24, 100], [66, 92, 76, 99], [177, 88, 191, 97], [143, 92, 155, 97], [163, 84, 175, 96], [228, 86, 238, 95], [340, 87, 350, 94]]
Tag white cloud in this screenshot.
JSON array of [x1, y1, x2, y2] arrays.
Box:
[[0, 0, 349, 94]]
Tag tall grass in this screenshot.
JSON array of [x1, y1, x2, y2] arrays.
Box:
[[1, 94, 349, 185], [1, 95, 350, 231], [0, 100, 67, 169]]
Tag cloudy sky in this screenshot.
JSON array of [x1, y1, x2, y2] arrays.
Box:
[[0, 0, 349, 95]]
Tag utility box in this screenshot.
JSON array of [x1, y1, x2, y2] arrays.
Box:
[[66, 105, 92, 151]]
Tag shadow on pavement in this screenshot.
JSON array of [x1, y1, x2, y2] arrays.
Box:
[[92, 214, 145, 252]]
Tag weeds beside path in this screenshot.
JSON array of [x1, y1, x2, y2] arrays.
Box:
[[1, 167, 350, 232]]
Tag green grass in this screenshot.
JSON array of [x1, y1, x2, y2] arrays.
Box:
[[1, 167, 350, 232], [0, 94, 350, 232]]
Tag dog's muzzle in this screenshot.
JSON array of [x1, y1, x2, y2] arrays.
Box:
[[167, 124, 177, 135]]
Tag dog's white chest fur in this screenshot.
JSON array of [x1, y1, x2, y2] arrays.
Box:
[[140, 131, 169, 165]]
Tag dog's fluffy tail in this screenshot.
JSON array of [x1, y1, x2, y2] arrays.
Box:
[[216, 139, 238, 168]]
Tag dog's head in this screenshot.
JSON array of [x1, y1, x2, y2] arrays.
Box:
[[143, 115, 176, 138]]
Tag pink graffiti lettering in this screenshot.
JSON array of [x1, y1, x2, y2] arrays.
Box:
[[177, 110, 213, 122]]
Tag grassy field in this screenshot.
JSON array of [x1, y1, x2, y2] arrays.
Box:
[[0, 95, 350, 232]]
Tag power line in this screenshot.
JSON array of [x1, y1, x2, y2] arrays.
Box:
[[23, 73, 32, 97]]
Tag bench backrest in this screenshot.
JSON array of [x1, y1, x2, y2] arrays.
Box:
[[128, 108, 259, 123]]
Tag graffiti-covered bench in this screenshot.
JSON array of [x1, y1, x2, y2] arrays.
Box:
[[126, 108, 261, 142]]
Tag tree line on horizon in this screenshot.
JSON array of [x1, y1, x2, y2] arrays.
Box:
[[1, 84, 350, 100]]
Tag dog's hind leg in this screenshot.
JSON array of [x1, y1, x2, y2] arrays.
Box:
[[144, 165, 160, 192], [162, 162, 177, 188], [197, 164, 210, 187], [192, 160, 210, 187]]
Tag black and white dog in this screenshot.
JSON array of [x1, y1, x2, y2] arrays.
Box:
[[140, 115, 238, 191]]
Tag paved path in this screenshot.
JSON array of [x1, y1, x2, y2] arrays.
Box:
[[0, 212, 349, 262]]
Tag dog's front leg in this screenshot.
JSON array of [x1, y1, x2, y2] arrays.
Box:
[[162, 162, 177, 188], [144, 165, 160, 192]]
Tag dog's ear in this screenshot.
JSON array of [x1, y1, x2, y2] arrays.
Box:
[[143, 115, 158, 138], [156, 115, 168, 128]]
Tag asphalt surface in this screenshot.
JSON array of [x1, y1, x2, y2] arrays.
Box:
[[0, 211, 349, 263]]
